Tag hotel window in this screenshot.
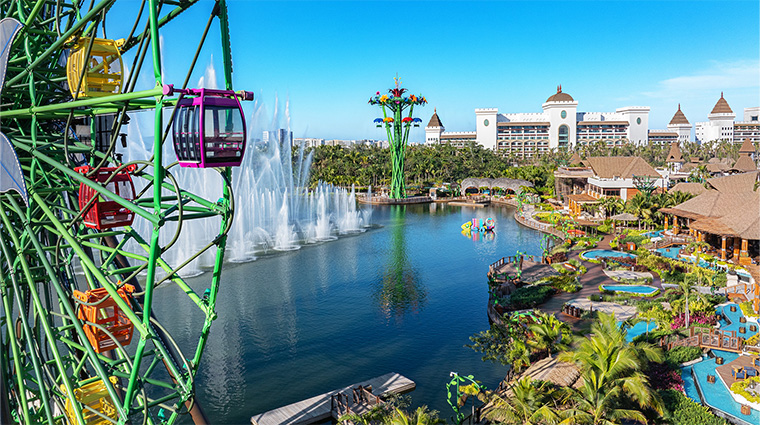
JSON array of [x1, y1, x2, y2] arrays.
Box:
[[558, 125, 569, 149]]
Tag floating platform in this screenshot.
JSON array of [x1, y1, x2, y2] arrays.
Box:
[[250, 372, 415, 425]]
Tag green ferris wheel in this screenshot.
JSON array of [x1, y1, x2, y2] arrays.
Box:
[[0, 1, 251, 424]]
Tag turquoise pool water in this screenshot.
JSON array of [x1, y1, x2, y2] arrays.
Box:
[[623, 321, 658, 342], [682, 350, 760, 423], [643, 230, 664, 238], [581, 249, 637, 260], [655, 246, 682, 259], [601, 285, 658, 295], [716, 303, 759, 339]]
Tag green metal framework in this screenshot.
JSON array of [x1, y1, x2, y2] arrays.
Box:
[[368, 77, 426, 199], [0, 1, 246, 424], [632, 174, 657, 198]]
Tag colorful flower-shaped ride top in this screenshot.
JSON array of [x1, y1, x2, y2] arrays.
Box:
[[368, 90, 427, 107]]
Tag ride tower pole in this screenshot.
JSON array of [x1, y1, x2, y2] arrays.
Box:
[[369, 77, 426, 199]]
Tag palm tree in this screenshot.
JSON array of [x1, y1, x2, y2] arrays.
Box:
[[385, 406, 445, 425], [528, 313, 571, 359], [558, 312, 663, 425], [477, 377, 561, 425]]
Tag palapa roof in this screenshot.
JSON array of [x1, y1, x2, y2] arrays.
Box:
[[705, 163, 730, 173], [710, 92, 733, 114], [669, 104, 690, 125], [611, 212, 639, 221], [568, 193, 598, 203], [585, 156, 660, 179], [660, 175, 760, 239], [739, 138, 756, 154], [546, 85, 574, 102], [519, 357, 580, 388], [707, 171, 758, 193], [666, 142, 683, 163], [731, 155, 757, 172], [568, 152, 582, 165], [459, 177, 533, 192], [669, 182, 708, 196], [427, 108, 443, 128]]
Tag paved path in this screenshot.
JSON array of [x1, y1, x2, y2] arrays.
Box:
[[538, 235, 615, 316]]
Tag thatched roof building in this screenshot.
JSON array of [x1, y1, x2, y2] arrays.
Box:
[[460, 177, 533, 193]]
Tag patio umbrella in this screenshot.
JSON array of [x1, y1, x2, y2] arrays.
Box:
[[611, 212, 639, 232]]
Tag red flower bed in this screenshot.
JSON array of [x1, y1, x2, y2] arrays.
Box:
[[671, 312, 718, 330]]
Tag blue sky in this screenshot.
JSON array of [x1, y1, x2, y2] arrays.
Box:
[[114, 1, 759, 143]]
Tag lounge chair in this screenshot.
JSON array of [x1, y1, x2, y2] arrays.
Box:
[[754, 357, 760, 367], [733, 368, 747, 379], [745, 367, 758, 377]]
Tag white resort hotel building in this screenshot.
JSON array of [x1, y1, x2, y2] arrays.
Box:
[[426, 86, 650, 158], [426, 89, 760, 158]]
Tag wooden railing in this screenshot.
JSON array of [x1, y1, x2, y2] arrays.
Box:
[[488, 255, 541, 276], [650, 235, 692, 249], [662, 327, 744, 352], [331, 392, 352, 418], [514, 213, 565, 238]]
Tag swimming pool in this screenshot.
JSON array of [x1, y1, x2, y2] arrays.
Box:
[[642, 230, 664, 238], [580, 249, 637, 261], [620, 320, 658, 342], [716, 303, 759, 339], [655, 246, 682, 259], [600, 285, 659, 295], [682, 350, 760, 424]]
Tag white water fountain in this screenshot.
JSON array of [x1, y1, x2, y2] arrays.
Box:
[[116, 83, 372, 275]]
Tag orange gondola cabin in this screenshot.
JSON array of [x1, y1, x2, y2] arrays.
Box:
[[74, 284, 135, 354], [76, 165, 137, 230]]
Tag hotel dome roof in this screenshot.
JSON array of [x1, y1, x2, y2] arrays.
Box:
[[546, 85, 574, 102]]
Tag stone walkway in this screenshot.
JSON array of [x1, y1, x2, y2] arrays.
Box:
[[604, 270, 653, 281]]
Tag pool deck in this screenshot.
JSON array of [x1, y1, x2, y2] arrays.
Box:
[[716, 355, 760, 389]]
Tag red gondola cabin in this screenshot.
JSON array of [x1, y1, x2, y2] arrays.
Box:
[[76, 165, 137, 230]]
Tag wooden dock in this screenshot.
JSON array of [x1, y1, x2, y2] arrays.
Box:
[[250, 372, 415, 425]]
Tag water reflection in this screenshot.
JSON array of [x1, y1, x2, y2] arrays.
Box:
[[374, 206, 427, 318]]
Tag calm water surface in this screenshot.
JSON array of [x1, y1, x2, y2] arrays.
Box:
[[153, 203, 542, 424]]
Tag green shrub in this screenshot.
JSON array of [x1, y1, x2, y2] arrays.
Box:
[[746, 332, 760, 346], [740, 301, 759, 319], [664, 346, 702, 368], [730, 376, 760, 403], [507, 285, 555, 309], [659, 389, 727, 425], [597, 223, 611, 233], [545, 275, 581, 293]]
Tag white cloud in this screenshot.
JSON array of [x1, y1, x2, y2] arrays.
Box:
[[642, 59, 759, 100]]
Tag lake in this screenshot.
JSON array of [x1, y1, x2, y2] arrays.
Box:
[[152, 203, 542, 424]]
